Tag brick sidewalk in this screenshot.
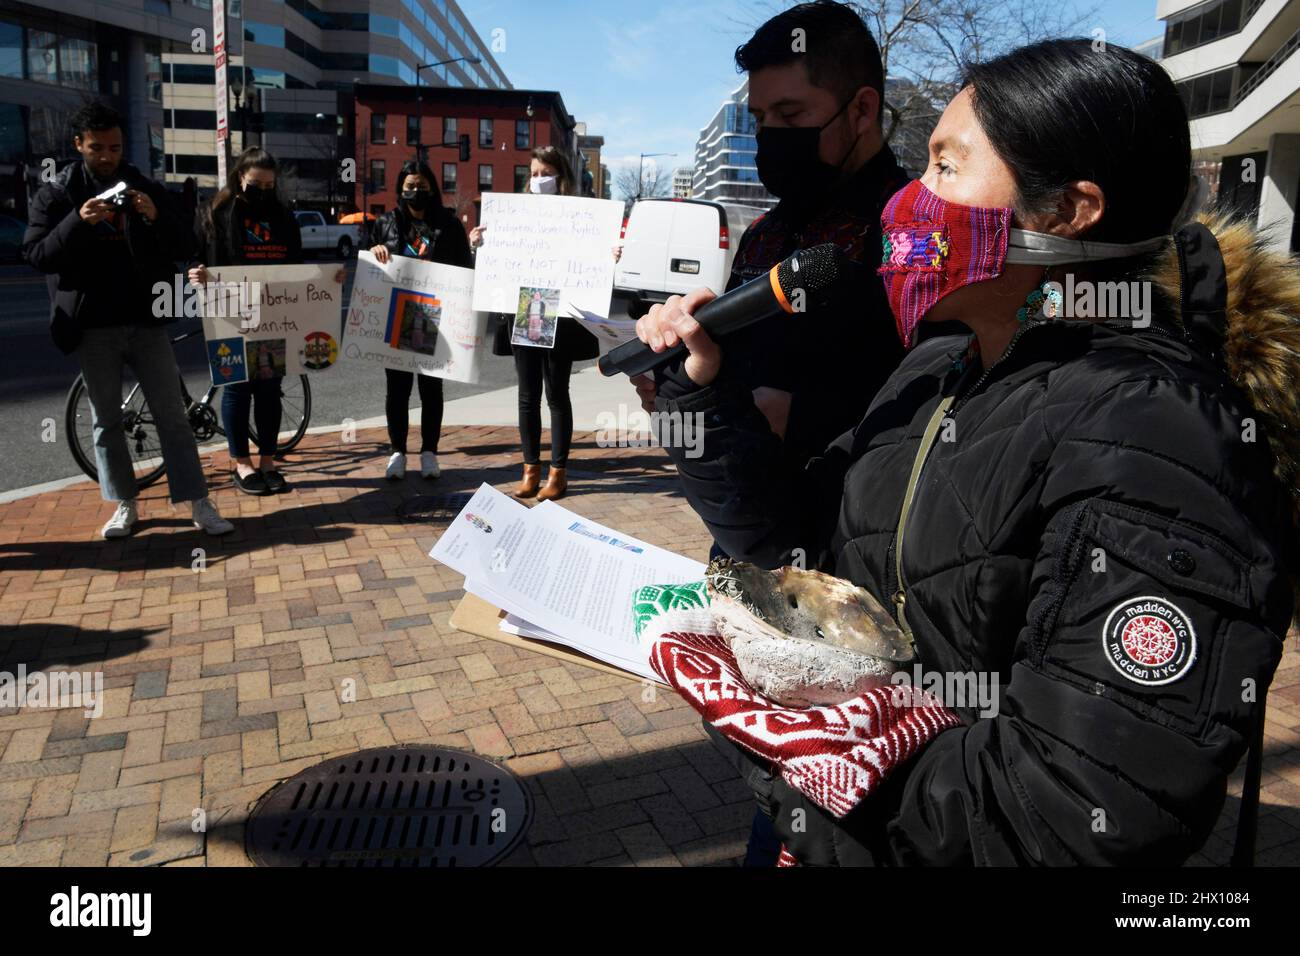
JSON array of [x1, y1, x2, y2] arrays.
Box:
[[1, 424, 1298, 866]]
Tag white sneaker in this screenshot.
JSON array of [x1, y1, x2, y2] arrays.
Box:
[[101, 500, 138, 539], [385, 452, 407, 480], [191, 497, 234, 536], [420, 451, 441, 479]]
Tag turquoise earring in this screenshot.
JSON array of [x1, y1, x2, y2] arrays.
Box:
[[1016, 276, 1063, 324]]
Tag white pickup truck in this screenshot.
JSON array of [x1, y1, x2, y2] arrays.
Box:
[[293, 211, 362, 259]]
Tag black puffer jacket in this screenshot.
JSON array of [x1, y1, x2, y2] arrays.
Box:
[[23, 160, 193, 353], [370, 203, 472, 269], [653, 218, 1297, 865]]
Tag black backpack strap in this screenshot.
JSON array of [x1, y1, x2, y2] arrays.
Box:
[[1230, 685, 1267, 867]]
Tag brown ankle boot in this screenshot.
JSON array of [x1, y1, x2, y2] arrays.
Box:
[[537, 466, 567, 501], [516, 463, 541, 498]]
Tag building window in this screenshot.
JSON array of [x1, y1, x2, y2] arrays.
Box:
[[479, 117, 493, 148], [515, 119, 530, 150], [0, 22, 23, 79], [26, 30, 57, 84], [407, 114, 420, 146], [59, 37, 99, 91], [442, 163, 457, 192], [478, 164, 492, 191], [370, 113, 386, 144], [370, 159, 386, 192], [442, 117, 456, 147], [1163, 0, 1248, 58], [513, 165, 529, 193]]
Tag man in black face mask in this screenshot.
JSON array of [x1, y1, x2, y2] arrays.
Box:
[[633, 0, 909, 495]]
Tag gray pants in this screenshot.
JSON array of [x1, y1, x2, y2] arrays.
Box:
[[76, 325, 207, 504]]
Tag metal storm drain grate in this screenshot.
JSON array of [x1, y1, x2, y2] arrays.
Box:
[[396, 491, 474, 524], [246, 746, 532, 867]]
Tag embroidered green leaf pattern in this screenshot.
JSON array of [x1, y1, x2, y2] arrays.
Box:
[[632, 581, 710, 638]]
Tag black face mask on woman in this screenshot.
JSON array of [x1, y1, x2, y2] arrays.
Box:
[[754, 96, 860, 204], [242, 184, 275, 212], [401, 189, 431, 212]]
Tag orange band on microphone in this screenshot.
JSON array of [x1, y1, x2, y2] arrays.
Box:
[[768, 266, 793, 313]]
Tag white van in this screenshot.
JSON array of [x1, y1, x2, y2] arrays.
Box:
[[614, 198, 767, 317]]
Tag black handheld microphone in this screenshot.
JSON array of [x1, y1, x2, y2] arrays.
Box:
[[596, 242, 848, 378]]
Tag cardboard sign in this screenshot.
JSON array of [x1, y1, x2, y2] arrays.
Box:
[[200, 264, 343, 386], [341, 251, 489, 383], [471, 192, 624, 318]]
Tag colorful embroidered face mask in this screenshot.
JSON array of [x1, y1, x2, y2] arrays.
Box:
[[878, 179, 1012, 348], [879, 179, 1171, 348]]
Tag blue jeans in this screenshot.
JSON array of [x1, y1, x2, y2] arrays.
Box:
[[76, 325, 208, 504], [221, 376, 283, 459]]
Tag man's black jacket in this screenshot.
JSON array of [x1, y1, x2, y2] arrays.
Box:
[[23, 161, 193, 353], [721, 144, 910, 481], [654, 308, 1292, 864]]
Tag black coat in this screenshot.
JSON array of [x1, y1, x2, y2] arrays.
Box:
[[653, 268, 1294, 864], [23, 161, 194, 353], [370, 203, 472, 270], [720, 144, 911, 471], [195, 196, 303, 267]]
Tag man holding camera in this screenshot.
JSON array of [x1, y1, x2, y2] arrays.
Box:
[[24, 101, 233, 538]]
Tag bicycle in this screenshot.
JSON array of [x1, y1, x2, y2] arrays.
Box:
[[65, 327, 313, 488]]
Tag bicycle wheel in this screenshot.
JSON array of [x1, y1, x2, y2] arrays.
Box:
[[65, 373, 169, 489], [247, 375, 312, 455]]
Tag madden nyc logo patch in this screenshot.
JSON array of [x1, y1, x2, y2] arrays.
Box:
[[1102, 595, 1197, 686]]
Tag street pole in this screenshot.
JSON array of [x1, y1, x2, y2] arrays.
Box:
[[636, 152, 675, 200], [212, 0, 230, 185]]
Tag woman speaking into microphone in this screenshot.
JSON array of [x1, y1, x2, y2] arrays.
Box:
[[635, 39, 1299, 866]]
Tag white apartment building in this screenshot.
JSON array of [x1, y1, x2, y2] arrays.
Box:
[[672, 166, 692, 198], [692, 80, 774, 209], [1159, 0, 1300, 251]]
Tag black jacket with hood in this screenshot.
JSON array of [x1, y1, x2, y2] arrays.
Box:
[[23, 160, 193, 354], [652, 215, 1299, 865]]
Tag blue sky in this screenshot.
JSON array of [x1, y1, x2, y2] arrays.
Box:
[[461, 0, 1165, 194]]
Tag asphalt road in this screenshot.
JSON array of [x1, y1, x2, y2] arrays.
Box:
[[0, 258, 601, 494]]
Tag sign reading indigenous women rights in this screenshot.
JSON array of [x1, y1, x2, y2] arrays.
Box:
[[470, 192, 624, 318], [340, 251, 488, 383], [197, 264, 344, 387]]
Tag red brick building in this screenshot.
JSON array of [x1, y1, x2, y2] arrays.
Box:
[[351, 84, 579, 233]]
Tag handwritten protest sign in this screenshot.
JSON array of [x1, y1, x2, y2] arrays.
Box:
[[470, 192, 624, 318], [198, 264, 343, 387], [340, 251, 488, 383]]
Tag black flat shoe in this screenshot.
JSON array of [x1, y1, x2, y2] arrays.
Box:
[[261, 470, 289, 493], [232, 469, 270, 495]]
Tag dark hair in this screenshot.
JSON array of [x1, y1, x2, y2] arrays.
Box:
[[961, 39, 1192, 244], [69, 101, 123, 140], [202, 146, 281, 239], [395, 158, 443, 206], [735, 0, 884, 122], [530, 145, 574, 196]]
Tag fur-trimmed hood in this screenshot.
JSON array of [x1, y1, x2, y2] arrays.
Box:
[[1151, 213, 1300, 552]]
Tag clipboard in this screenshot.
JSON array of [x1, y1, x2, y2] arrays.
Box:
[[448, 592, 662, 685]]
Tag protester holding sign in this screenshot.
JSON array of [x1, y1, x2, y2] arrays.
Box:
[[368, 160, 473, 481], [471, 146, 605, 502], [190, 148, 306, 496]]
